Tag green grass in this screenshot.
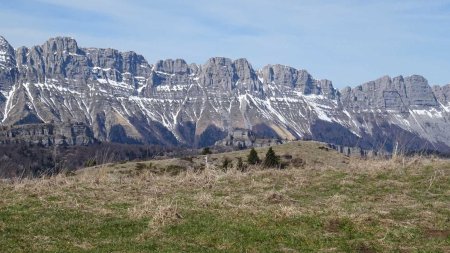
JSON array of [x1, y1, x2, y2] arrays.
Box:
[[0, 197, 155, 252], [0, 141, 449, 252]]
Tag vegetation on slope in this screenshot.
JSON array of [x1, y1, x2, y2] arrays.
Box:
[[0, 141, 449, 252]]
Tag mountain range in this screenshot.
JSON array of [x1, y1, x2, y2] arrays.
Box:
[[1, 36, 450, 153]]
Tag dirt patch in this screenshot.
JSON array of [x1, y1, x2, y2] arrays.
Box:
[[356, 243, 377, 253], [318, 146, 330, 151], [265, 191, 284, 204], [425, 228, 450, 239], [325, 218, 343, 233]]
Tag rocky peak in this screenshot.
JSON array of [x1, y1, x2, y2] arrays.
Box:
[[42, 37, 79, 55], [0, 36, 16, 71], [154, 59, 190, 74], [341, 74, 437, 110], [0, 36, 13, 52], [200, 57, 236, 91], [260, 64, 298, 88], [120, 51, 150, 76], [232, 58, 262, 92], [16, 45, 47, 83], [86, 48, 122, 71], [403, 75, 437, 106], [198, 57, 262, 93], [143, 59, 194, 95], [205, 57, 233, 67], [0, 36, 8, 46], [39, 37, 88, 80], [260, 64, 335, 97], [0, 36, 17, 96], [232, 58, 253, 74], [318, 79, 337, 99], [434, 84, 450, 104]]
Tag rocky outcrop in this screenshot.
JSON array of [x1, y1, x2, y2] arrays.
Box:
[[216, 128, 288, 148], [433, 84, 450, 105], [340, 75, 438, 111], [1, 35, 450, 153], [0, 36, 17, 121], [198, 57, 262, 93], [259, 64, 337, 99], [0, 122, 96, 146]]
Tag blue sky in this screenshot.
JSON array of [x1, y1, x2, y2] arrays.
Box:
[[1, 0, 450, 88]]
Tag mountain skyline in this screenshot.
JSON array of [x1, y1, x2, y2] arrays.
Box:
[[2, 35, 450, 155], [1, 0, 450, 88], [1, 34, 449, 92]]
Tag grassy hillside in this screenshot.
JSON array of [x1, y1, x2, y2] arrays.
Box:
[[0, 141, 449, 252]]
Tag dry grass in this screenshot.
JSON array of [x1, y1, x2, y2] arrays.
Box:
[[0, 141, 449, 252]]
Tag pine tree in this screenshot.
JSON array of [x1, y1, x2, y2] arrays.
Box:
[[201, 147, 212, 155], [263, 147, 280, 168], [247, 148, 260, 165]]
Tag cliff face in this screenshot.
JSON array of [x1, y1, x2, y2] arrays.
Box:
[[1, 36, 450, 153], [0, 123, 96, 146]]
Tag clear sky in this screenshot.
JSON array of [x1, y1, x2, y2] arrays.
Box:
[[1, 0, 450, 88]]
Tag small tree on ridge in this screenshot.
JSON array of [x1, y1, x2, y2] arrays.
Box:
[[247, 148, 260, 165], [201, 147, 212, 155], [263, 147, 280, 168]]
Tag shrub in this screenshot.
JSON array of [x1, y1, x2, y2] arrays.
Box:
[[201, 147, 212, 155], [165, 165, 185, 175], [236, 157, 246, 172], [318, 146, 330, 151], [64, 170, 76, 177], [181, 156, 194, 162], [194, 164, 205, 172], [222, 157, 232, 171], [282, 153, 293, 160], [84, 159, 97, 167], [247, 148, 260, 165], [290, 158, 305, 168], [136, 162, 152, 171], [263, 147, 280, 168]]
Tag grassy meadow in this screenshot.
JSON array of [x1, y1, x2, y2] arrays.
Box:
[[0, 141, 449, 252]]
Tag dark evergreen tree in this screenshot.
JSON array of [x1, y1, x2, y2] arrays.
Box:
[[247, 148, 260, 165], [222, 157, 232, 171], [201, 147, 212, 155], [263, 147, 280, 168]]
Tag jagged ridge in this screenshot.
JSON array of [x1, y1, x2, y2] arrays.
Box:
[[1, 36, 450, 153]]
